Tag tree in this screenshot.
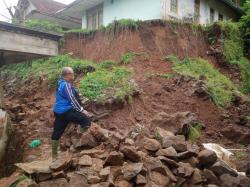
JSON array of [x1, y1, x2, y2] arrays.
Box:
[[240, 0, 250, 54]]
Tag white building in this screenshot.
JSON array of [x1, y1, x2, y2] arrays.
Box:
[[59, 0, 243, 30]]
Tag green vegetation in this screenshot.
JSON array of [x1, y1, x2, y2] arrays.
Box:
[[188, 124, 203, 143], [120, 52, 137, 64], [9, 175, 29, 187], [105, 19, 141, 33], [24, 19, 63, 33], [79, 67, 136, 102], [239, 58, 250, 93], [99, 60, 117, 69], [64, 28, 92, 34], [0, 55, 96, 88], [206, 22, 244, 64], [168, 56, 237, 107], [1, 55, 136, 102], [240, 0, 250, 54]]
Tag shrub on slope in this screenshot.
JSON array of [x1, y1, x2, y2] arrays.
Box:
[[169, 57, 238, 107]]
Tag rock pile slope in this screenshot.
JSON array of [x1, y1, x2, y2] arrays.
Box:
[[14, 122, 250, 187]]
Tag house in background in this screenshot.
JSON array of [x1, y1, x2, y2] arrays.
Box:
[[14, 0, 81, 29], [60, 0, 243, 30]]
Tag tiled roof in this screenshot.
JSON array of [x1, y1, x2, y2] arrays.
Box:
[[29, 0, 65, 14]]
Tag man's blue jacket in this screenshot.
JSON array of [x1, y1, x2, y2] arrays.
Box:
[[53, 79, 83, 114]]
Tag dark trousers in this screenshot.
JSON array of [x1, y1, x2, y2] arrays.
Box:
[[52, 109, 91, 140]]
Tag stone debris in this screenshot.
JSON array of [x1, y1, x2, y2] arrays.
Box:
[[14, 123, 249, 187]]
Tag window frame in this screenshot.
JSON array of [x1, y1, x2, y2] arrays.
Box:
[[86, 4, 103, 30], [210, 8, 215, 23], [170, 0, 178, 13]]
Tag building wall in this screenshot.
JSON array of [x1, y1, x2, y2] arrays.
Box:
[[81, 0, 239, 29], [82, 0, 161, 28], [200, 0, 239, 24]]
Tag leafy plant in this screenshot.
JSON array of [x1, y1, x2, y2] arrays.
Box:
[[239, 57, 250, 93], [79, 67, 136, 101], [205, 22, 244, 64], [0, 55, 96, 88], [170, 57, 238, 107], [9, 175, 29, 187], [188, 123, 203, 143], [120, 52, 137, 64], [99, 60, 117, 69], [240, 0, 250, 54], [163, 54, 179, 63], [64, 28, 92, 34], [24, 19, 63, 33]]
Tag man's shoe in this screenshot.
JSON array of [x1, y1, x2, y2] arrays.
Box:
[[52, 140, 59, 161]]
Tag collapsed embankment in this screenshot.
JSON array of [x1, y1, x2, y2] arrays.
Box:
[[1, 20, 250, 185], [63, 21, 211, 63]]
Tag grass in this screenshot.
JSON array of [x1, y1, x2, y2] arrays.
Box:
[[1, 55, 137, 102], [24, 19, 63, 33], [188, 123, 203, 143], [79, 67, 136, 102], [104, 19, 141, 34], [238, 58, 250, 94], [9, 175, 29, 187], [120, 52, 137, 64], [205, 22, 244, 64], [0, 55, 96, 89], [168, 56, 238, 107]]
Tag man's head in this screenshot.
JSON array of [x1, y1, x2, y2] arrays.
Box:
[[61, 67, 74, 82]]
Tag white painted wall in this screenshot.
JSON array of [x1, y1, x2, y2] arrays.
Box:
[[81, 0, 240, 28], [199, 0, 239, 24]]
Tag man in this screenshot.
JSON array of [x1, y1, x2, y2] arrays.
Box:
[[52, 67, 91, 159]]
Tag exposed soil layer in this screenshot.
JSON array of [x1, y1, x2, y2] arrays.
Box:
[[2, 21, 250, 176]]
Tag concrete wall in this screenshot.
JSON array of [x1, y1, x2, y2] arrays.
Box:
[[82, 0, 239, 28], [82, 0, 161, 28], [199, 0, 239, 24], [0, 30, 59, 56]]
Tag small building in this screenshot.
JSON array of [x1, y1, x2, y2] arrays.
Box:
[[60, 0, 243, 30], [14, 0, 81, 29]]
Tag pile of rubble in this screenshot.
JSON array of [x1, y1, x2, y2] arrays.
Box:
[[14, 122, 250, 187]]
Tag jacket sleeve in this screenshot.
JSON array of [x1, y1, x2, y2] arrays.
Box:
[[63, 82, 84, 112]]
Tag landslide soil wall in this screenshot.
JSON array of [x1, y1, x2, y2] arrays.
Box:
[[63, 21, 212, 63]]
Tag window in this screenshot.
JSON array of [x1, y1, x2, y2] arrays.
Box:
[[210, 8, 214, 23], [170, 0, 178, 13], [194, 0, 200, 23], [87, 4, 103, 30], [219, 14, 223, 21]]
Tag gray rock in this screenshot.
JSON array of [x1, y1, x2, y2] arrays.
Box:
[[210, 160, 238, 177], [79, 155, 92, 166], [104, 151, 124, 166], [156, 147, 177, 158], [143, 138, 161, 152], [120, 146, 141, 162], [198, 150, 217, 168], [121, 162, 143, 180]]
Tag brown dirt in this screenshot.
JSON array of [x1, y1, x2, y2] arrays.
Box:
[[2, 21, 250, 175]]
